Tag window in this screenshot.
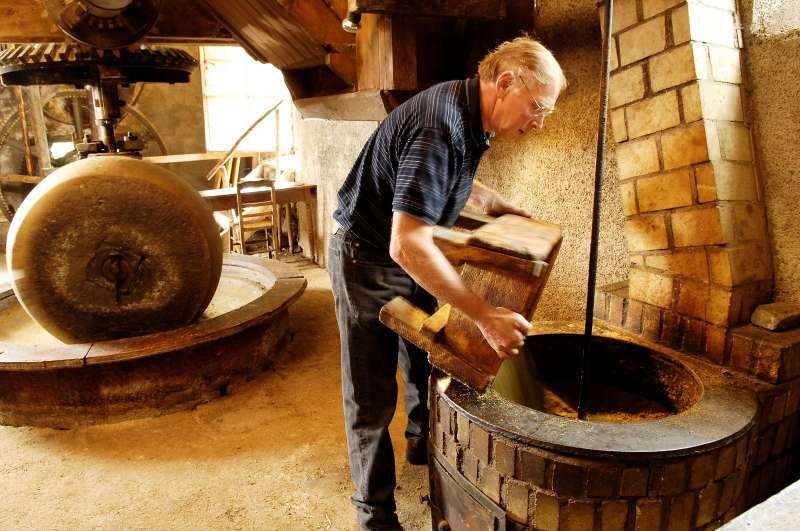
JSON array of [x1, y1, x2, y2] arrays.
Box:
[[200, 46, 294, 158]]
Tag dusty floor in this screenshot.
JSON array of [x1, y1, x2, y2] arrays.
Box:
[[0, 255, 431, 530]]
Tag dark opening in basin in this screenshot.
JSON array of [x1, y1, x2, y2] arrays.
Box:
[[492, 334, 704, 422]]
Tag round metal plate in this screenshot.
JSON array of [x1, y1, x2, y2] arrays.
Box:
[[6, 156, 222, 343], [44, 0, 161, 49]]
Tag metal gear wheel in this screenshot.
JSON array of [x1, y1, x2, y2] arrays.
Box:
[[0, 43, 197, 87]]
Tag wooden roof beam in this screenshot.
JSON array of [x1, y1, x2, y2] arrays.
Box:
[[348, 0, 507, 20], [275, 0, 355, 53]]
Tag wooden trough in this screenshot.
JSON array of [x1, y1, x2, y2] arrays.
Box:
[[380, 212, 562, 391]]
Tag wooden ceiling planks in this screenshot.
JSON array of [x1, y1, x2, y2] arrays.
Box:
[[348, 0, 506, 20], [199, 0, 308, 67], [199, 0, 351, 70]]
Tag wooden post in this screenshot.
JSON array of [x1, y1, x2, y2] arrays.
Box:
[[356, 14, 416, 91], [26, 86, 52, 175], [274, 108, 281, 179], [13, 87, 34, 176]]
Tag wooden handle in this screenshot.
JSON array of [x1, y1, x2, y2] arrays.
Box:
[[379, 297, 495, 391]]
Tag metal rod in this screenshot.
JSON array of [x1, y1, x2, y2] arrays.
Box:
[[577, 0, 615, 420], [90, 81, 123, 152]]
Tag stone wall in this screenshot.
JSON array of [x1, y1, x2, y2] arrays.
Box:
[[591, 1, 800, 506], [605, 0, 772, 333], [432, 377, 753, 530]]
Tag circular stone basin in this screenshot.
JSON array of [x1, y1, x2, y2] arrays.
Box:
[[492, 334, 703, 422], [0, 253, 306, 428], [0, 261, 269, 349], [439, 323, 758, 458]]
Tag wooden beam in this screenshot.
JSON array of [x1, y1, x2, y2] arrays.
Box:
[[200, 0, 326, 67], [275, 0, 355, 52], [326, 50, 356, 87], [143, 151, 269, 164], [0, 1, 59, 43], [148, 0, 235, 43], [293, 90, 388, 121], [26, 87, 52, 175], [356, 14, 416, 91], [325, 0, 349, 19], [349, 0, 506, 20], [0, 174, 42, 184], [282, 64, 352, 100], [13, 88, 34, 177], [0, 0, 234, 44]]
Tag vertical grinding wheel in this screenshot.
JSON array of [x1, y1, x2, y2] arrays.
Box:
[[6, 156, 223, 343]]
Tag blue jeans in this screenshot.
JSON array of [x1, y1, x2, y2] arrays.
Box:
[[328, 229, 435, 530]]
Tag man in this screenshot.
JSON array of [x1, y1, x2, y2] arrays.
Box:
[[329, 36, 566, 530]]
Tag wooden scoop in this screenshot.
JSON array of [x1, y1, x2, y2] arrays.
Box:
[[380, 212, 562, 391]]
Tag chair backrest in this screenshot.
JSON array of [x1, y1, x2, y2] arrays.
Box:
[[234, 178, 278, 255]]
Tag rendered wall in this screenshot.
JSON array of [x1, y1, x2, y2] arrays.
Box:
[[294, 116, 377, 265], [739, 0, 800, 305], [294, 2, 630, 322], [475, 1, 630, 321]]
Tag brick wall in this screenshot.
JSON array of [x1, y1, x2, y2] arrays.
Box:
[[594, 283, 800, 514], [432, 389, 755, 530], [747, 384, 800, 507], [595, 4, 800, 503], [604, 0, 772, 330], [427, 4, 800, 528]]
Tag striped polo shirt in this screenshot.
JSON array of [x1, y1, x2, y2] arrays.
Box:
[[333, 77, 490, 251]]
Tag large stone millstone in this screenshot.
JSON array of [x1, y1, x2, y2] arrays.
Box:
[[6, 156, 222, 343]]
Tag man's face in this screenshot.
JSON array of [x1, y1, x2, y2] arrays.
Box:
[[490, 71, 560, 140]]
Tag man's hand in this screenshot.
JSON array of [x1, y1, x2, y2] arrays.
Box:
[[486, 196, 532, 218], [390, 211, 532, 360], [475, 306, 532, 359], [467, 181, 532, 218]]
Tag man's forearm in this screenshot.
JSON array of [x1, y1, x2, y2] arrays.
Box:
[[389, 211, 532, 356], [390, 214, 489, 321], [394, 235, 489, 321]]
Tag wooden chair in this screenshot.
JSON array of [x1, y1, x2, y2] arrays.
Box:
[[234, 179, 278, 257]]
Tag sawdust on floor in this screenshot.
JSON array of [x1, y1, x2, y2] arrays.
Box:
[[0, 256, 431, 530]]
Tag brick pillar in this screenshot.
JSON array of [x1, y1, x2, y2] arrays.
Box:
[[601, 0, 772, 344]]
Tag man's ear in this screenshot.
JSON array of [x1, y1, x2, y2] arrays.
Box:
[[495, 70, 515, 99]]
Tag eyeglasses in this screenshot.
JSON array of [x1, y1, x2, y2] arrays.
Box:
[[518, 73, 556, 119]]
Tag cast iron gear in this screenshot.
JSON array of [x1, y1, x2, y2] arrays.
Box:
[[0, 43, 197, 87]]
